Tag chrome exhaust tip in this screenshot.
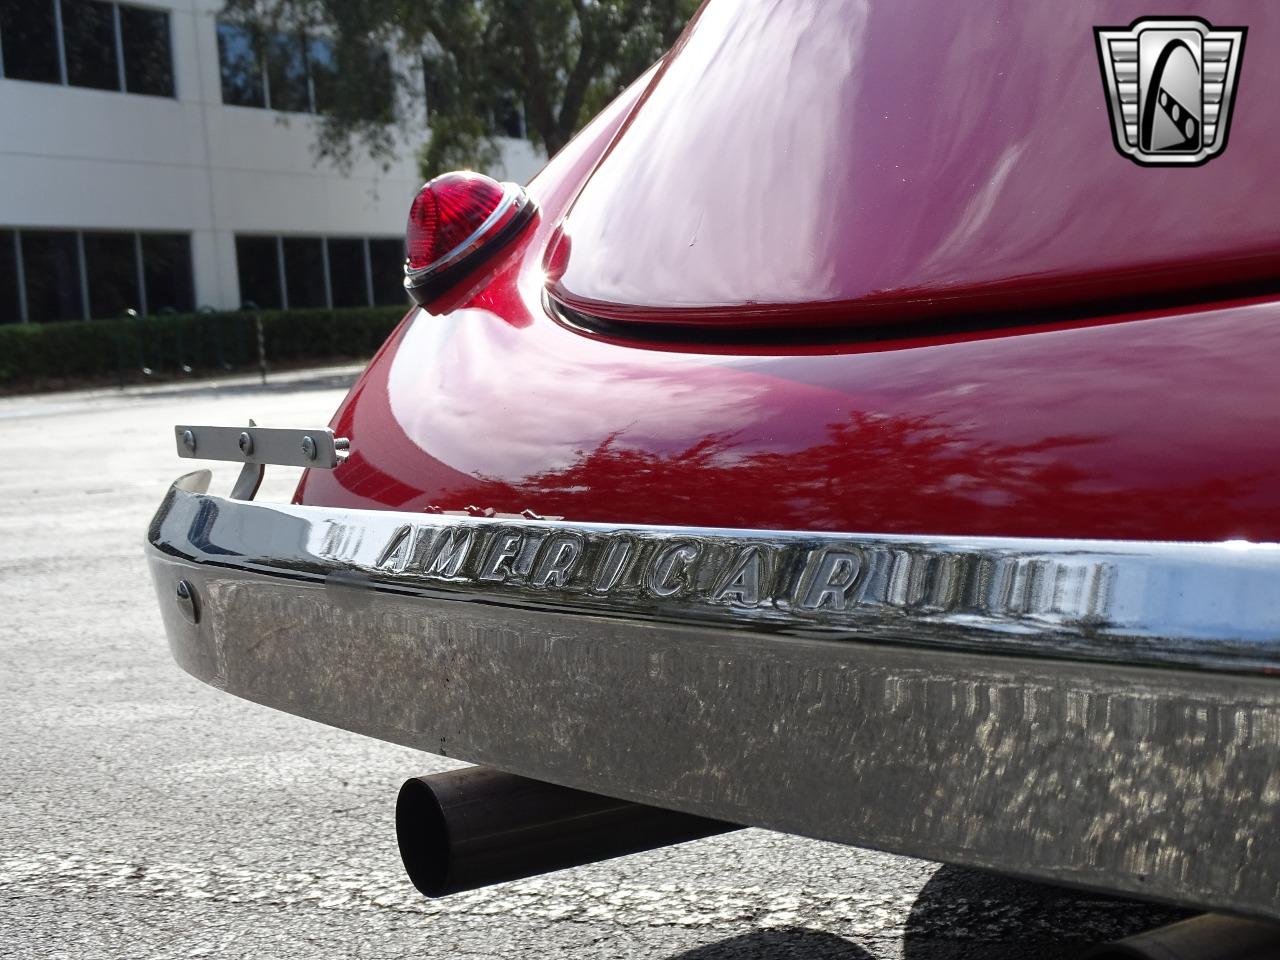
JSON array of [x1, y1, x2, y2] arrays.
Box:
[[396, 767, 737, 897]]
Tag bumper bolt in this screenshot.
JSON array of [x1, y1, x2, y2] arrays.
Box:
[[175, 579, 199, 625], [301, 435, 317, 461], [238, 431, 254, 456], [181, 429, 196, 453]]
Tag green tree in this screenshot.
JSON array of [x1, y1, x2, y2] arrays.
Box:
[[218, 0, 698, 179]]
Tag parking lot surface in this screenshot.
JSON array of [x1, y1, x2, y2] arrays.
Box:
[[1, 371, 1185, 959]]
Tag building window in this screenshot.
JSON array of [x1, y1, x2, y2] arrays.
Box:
[[141, 233, 194, 313], [489, 90, 525, 139], [422, 53, 456, 122], [282, 237, 326, 309], [325, 238, 367, 308], [235, 235, 406, 311], [265, 30, 309, 113], [368, 238, 407, 306], [120, 4, 173, 97], [308, 37, 336, 112], [83, 231, 140, 318], [0, 0, 174, 97], [0, 230, 22, 325], [216, 23, 263, 107], [0, 228, 192, 323], [353, 47, 394, 124], [20, 231, 83, 323], [0, 0, 61, 84], [217, 22, 363, 115], [422, 53, 524, 139], [62, 0, 119, 91], [233, 236, 282, 309]]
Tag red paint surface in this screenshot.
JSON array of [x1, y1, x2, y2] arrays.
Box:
[[552, 0, 1276, 331], [297, 1, 1280, 542], [300, 285, 1280, 540]]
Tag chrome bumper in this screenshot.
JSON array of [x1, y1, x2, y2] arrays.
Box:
[[147, 471, 1280, 918]]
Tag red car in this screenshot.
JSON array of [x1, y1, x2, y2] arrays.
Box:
[[148, 0, 1280, 931]]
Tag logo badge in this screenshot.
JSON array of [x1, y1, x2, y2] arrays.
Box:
[[1095, 17, 1246, 166]]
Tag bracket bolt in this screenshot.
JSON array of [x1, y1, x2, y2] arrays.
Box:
[[301, 435, 317, 461], [181, 429, 196, 453], [175, 579, 199, 624], [238, 431, 254, 456]]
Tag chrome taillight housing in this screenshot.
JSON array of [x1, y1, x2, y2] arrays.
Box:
[[402, 171, 536, 307]]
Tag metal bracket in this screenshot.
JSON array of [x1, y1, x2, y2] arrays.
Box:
[[175, 423, 349, 469], [229, 419, 265, 501], [175, 421, 349, 502]]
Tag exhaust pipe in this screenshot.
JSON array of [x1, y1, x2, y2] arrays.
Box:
[[396, 767, 739, 897], [1085, 913, 1280, 960]]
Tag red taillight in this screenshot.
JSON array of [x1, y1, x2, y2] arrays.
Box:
[[403, 171, 536, 307]]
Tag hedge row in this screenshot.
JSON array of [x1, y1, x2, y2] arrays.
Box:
[[0, 306, 408, 392]]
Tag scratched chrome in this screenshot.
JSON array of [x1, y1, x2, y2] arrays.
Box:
[[148, 472, 1280, 675], [147, 472, 1280, 919]]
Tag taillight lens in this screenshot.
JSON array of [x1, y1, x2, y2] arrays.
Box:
[[402, 171, 536, 307]]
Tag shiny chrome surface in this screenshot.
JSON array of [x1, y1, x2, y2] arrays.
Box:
[[153, 472, 1280, 674], [147, 473, 1280, 919]]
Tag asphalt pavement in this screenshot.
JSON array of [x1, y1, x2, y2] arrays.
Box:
[[0, 369, 1188, 959]]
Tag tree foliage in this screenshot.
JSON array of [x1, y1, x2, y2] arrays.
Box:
[[218, 0, 698, 179]]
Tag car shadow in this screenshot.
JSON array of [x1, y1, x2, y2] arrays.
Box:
[[668, 927, 875, 960], [901, 864, 1193, 959]]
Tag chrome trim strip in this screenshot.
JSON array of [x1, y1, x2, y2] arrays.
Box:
[[146, 473, 1280, 919], [150, 472, 1280, 675]]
